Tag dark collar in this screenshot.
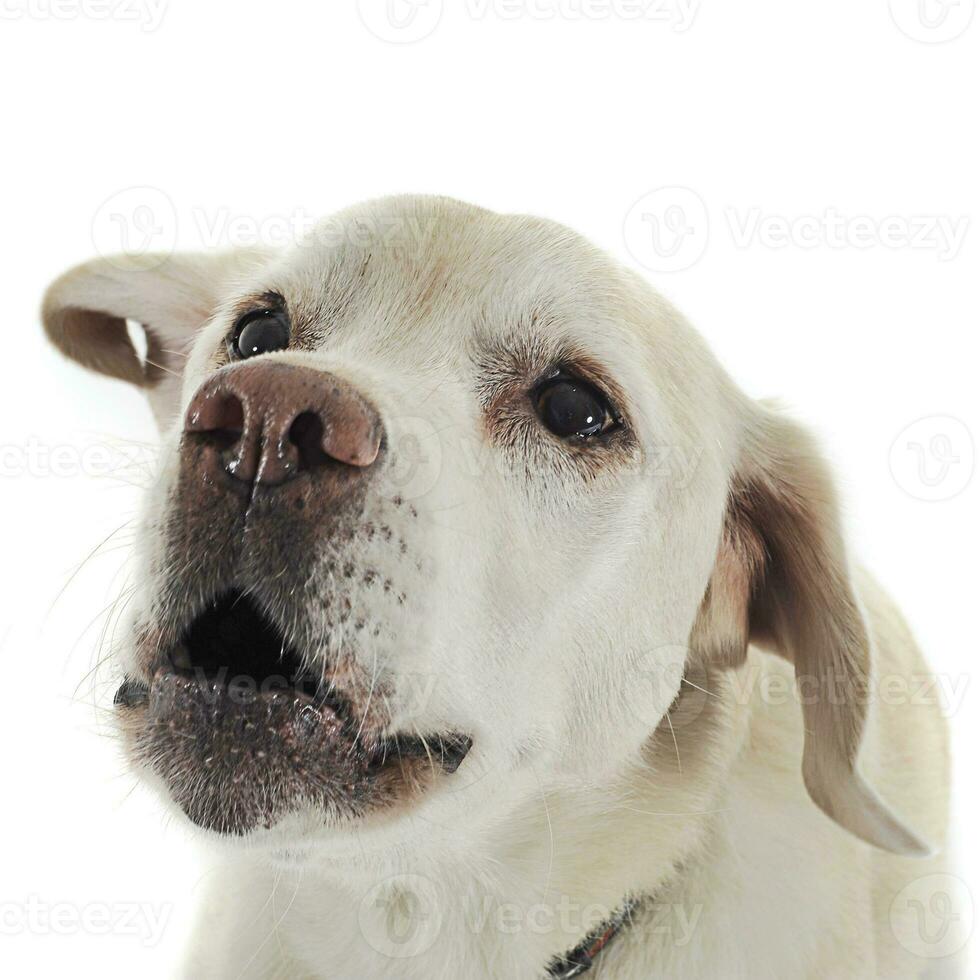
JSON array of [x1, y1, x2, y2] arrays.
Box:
[[545, 899, 639, 978]]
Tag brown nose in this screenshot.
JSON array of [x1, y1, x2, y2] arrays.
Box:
[[183, 362, 382, 487]]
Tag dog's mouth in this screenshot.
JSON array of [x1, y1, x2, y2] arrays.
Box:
[[115, 590, 471, 835]]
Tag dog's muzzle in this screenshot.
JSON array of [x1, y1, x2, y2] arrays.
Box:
[[114, 361, 471, 835]]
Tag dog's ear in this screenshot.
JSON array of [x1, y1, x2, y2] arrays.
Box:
[[41, 250, 268, 429], [690, 404, 929, 856]]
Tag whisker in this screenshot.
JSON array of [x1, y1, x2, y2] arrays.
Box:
[[664, 711, 682, 776], [528, 762, 556, 905], [680, 676, 718, 699], [143, 356, 183, 380], [46, 519, 135, 618]]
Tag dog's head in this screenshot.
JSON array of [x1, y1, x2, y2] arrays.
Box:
[[42, 195, 925, 857]]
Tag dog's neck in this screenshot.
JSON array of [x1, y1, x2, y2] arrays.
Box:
[[247, 675, 745, 980]]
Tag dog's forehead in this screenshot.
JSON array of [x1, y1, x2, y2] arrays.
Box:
[[261, 196, 641, 371]]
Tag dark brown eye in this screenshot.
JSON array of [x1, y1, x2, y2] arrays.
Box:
[[534, 377, 615, 439], [232, 310, 290, 359]]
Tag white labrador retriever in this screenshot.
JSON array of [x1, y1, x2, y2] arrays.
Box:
[[42, 195, 954, 979]]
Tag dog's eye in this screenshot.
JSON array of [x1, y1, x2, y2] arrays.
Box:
[[232, 310, 290, 360], [534, 377, 616, 439]]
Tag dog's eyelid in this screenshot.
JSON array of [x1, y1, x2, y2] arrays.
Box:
[[226, 290, 288, 328]]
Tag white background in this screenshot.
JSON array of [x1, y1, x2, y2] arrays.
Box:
[[1, 1, 977, 976]]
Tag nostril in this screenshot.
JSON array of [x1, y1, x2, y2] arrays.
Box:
[[184, 365, 381, 487], [288, 411, 332, 472], [209, 395, 245, 450], [187, 393, 245, 450]]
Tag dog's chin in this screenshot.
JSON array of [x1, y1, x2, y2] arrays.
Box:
[[114, 592, 471, 837]]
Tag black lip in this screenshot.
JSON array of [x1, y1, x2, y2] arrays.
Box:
[[114, 677, 149, 708], [116, 590, 473, 778], [122, 666, 474, 773], [139, 669, 371, 834], [369, 733, 473, 775]]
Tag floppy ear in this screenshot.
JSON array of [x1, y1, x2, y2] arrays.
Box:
[[41, 250, 268, 429], [691, 404, 930, 856]]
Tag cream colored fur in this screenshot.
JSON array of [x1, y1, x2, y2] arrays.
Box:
[[42, 196, 955, 979]]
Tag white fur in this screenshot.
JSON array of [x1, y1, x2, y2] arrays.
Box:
[[43, 196, 956, 979]]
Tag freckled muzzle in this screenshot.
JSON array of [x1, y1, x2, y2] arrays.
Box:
[[137, 671, 385, 835], [114, 359, 472, 834], [116, 591, 472, 835]]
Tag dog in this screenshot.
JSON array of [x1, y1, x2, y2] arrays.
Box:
[[42, 195, 955, 978]]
